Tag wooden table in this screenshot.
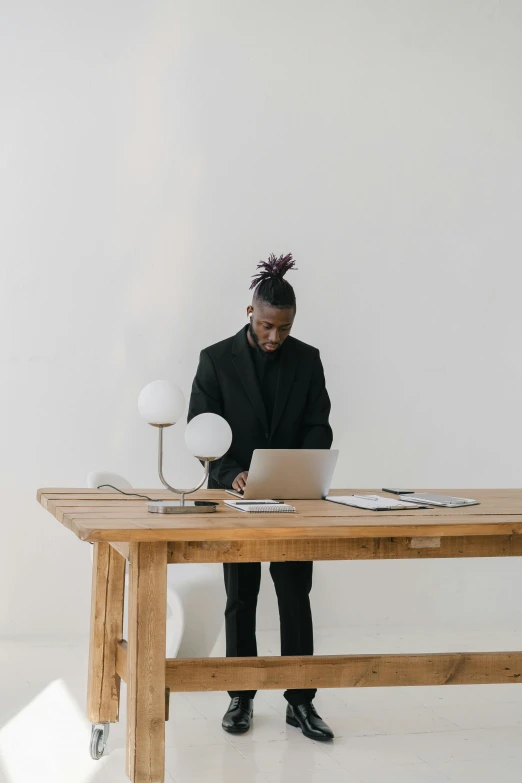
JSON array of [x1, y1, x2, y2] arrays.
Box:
[[37, 487, 522, 783]]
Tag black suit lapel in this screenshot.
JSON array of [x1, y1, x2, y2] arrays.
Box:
[[270, 338, 298, 438], [231, 328, 269, 435]]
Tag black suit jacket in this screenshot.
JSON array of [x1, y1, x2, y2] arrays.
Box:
[[187, 326, 333, 490]]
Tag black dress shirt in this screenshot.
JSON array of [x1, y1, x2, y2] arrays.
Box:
[[249, 338, 281, 428]]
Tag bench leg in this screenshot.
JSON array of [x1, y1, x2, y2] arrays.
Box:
[[87, 542, 126, 724], [126, 542, 167, 783]]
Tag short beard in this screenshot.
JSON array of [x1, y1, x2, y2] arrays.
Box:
[[248, 320, 265, 354]]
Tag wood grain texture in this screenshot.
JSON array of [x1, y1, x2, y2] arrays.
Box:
[[116, 641, 171, 722], [87, 543, 126, 723], [165, 652, 522, 691], [166, 534, 522, 562], [118, 640, 522, 690], [126, 542, 167, 783], [36, 488, 522, 543]]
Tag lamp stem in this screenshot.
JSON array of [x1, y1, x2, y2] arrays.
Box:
[[157, 425, 210, 501]]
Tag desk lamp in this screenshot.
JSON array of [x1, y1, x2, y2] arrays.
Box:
[[138, 380, 232, 514]]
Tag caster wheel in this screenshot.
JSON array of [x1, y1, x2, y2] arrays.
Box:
[[90, 723, 109, 760]]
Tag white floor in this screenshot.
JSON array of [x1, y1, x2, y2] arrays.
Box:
[[1, 626, 522, 783]]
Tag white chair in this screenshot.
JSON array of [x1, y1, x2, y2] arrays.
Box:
[[87, 471, 133, 493], [86, 472, 224, 658]]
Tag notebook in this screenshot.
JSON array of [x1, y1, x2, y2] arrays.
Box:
[[224, 500, 296, 513], [325, 494, 424, 511]]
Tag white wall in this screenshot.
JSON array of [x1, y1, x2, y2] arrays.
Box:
[[1, 0, 521, 640]]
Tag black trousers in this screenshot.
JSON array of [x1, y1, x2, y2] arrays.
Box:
[[223, 561, 316, 706]]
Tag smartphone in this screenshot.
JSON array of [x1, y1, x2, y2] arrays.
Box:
[[382, 488, 414, 495]]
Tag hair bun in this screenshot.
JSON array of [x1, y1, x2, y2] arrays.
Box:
[[249, 253, 297, 290]]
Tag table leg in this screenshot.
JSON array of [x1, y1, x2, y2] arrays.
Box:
[[126, 542, 168, 783], [87, 542, 126, 724]]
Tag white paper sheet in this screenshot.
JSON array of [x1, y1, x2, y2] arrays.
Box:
[[325, 494, 422, 510]]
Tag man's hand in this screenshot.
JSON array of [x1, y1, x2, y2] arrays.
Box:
[[232, 471, 249, 492]]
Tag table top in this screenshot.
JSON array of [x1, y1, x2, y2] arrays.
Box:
[[37, 488, 522, 543]]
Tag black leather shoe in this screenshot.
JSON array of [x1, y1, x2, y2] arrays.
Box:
[[222, 697, 254, 734], [286, 702, 334, 741]]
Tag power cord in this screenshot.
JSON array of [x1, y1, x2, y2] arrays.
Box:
[[96, 483, 218, 507], [96, 484, 158, 501]]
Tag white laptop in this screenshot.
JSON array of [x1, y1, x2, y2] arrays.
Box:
[[226, 449, 339, 500]]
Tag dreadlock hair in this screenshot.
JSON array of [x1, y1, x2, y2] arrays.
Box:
[[249, 253, 297, 309]]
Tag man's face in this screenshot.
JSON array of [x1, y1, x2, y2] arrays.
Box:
[[247, 302, 296, 353]]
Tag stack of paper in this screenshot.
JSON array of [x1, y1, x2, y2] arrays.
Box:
[[325, 494, 423, 511]]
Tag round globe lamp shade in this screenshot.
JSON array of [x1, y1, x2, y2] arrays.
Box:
[[138, 380, 185, 426], [185, 413, 232, 460]]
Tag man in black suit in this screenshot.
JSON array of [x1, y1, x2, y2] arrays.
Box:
[[187, 254, 334, 741]]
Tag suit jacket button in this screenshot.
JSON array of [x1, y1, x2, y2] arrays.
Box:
[[265, 432, 269, 439]]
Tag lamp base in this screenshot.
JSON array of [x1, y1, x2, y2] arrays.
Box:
[[147, 500, 217, 514]]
